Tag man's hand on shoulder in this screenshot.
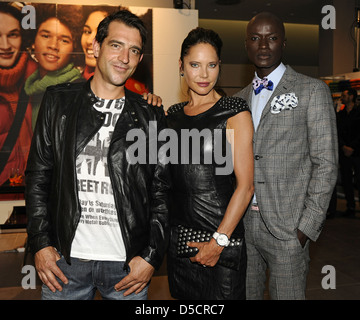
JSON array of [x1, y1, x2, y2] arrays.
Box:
[[142, 92, 162, 107]]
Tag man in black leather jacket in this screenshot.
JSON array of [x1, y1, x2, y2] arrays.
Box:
[[25, 10, 170, 300]]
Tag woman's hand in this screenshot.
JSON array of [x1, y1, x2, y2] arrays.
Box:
[[188, 238, 224, 267]]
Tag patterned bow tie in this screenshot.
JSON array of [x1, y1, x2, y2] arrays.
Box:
[[252, 77, 274, 95]]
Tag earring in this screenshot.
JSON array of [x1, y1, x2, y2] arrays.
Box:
[[180, 72, 184, 77], [28, 44, 38, 63]]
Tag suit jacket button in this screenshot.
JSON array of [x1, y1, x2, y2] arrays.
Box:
[[255, 155, 261, 160]]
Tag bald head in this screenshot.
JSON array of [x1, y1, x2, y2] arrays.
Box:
[[245, 11, 286, 78], [247, 12, 285, 38]]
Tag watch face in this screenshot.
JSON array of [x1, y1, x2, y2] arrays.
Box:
[[217, 234, 229, 246]]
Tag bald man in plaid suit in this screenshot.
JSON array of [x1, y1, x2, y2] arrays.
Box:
[[234, 12, 338, 299]]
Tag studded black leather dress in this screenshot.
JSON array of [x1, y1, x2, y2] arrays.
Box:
[[166, 96, 250, 300]]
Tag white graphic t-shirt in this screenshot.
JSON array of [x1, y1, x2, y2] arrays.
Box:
[[71, 97, 126, 261]]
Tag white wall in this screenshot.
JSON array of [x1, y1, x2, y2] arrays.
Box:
[[0, 201, 25, 225], [152, 8, 198, 107]]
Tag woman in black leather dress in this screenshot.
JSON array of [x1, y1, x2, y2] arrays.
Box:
[[166, 28, 254, 300]]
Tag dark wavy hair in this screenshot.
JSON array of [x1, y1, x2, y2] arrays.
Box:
[[32, 4, 83, 52], [29, 4, 83, 66], [180, 27, 223, 64], [95, 9, 147, 52]]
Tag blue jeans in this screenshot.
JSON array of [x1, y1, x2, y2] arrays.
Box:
[[41, 257, 148, 300]]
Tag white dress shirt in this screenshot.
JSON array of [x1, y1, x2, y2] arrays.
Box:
[[251, 63, 286, 205], [251, 63, 287, 131]]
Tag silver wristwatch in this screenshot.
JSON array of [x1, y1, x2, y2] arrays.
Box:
[[212, 232, 230, 247]]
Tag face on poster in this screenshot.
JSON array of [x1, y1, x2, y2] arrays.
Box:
[[0, 2, 153, 190]]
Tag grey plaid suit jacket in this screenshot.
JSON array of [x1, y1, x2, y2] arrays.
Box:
[[234, 66, 338, 242]]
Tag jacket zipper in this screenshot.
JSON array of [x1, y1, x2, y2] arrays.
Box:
[[107, 140, 130, 269], [55, 114, 68, 252]]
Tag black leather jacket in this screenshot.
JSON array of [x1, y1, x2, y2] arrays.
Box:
[[25, 79, 170, 269]]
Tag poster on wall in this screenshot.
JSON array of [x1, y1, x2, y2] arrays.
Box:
[[0, 2, 153, 197]]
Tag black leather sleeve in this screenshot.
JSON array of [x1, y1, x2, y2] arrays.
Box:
[[25, 89, 56, 255]]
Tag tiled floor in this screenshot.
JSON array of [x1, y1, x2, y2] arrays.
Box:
[[0, 197, 359, 300]]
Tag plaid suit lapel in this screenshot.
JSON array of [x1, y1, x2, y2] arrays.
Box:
[[242, 83, 253, 111]]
